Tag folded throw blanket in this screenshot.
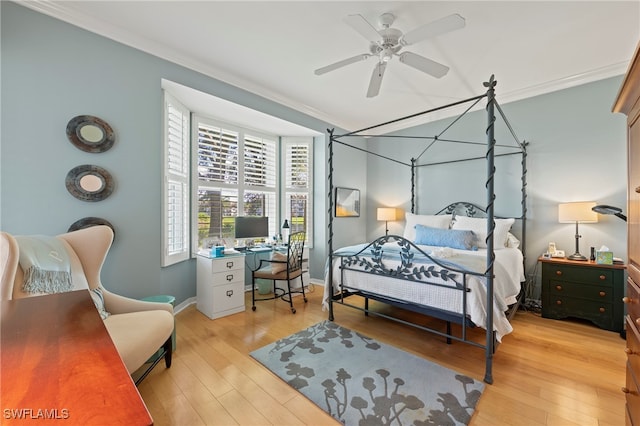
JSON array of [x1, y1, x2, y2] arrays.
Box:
[[14, 235, 72, 294]]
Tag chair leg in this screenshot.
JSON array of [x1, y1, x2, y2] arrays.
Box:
[[300, 274, 307, 303], [251, 273, 257, 311], [135, 336, 173, 386], [163, 336, 172, 368], [285, 279, 296, 314]]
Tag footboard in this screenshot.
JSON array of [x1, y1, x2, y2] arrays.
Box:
[[328, 234, 488, 329]]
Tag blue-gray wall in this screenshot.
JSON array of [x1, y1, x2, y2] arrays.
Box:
[[0, 2, 361, 305]]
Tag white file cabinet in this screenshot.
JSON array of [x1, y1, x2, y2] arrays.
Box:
[[197, 254, 245, 319]]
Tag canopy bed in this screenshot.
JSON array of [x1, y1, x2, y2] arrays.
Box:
[[325, 75, 528, 384]]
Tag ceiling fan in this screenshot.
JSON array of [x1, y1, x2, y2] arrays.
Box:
[[314, 12, 465, 98]]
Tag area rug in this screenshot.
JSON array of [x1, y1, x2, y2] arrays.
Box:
[[250, 320, 484, 425]]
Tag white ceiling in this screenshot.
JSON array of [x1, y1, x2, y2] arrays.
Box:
[[21, 1, 640, 134]]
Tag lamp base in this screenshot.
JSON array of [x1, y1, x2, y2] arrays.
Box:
[[567, 252, 588, 261]]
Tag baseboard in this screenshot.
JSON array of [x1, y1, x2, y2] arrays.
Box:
[[174, 296, 196, 314]]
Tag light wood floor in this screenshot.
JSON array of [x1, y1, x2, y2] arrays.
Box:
[[138, 284, 627, 425]]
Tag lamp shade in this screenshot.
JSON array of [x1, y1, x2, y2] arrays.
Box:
[[558, 202, 598, 223], [377, 208, 397, 221]]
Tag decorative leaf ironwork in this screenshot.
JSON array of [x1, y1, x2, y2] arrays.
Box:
[[339, 235, 461, 286]]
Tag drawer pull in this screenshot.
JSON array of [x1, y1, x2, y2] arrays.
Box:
[[636, 186, 640, 193], [622, 386, 630, 394], [226, 289, 233, 297], [555, 285, 563, 291], [226, 261, 234, 269], [599, 291, 606, 297], [555, 270, 562, 276], [637, 318, 640, 326], [599, 307, 605, 313], [226, 274, 234, 282], [623, 296, 635, 304], [625, 348, 637, 356], [556, 300, 562, 305], [599, 275, 606, 280]]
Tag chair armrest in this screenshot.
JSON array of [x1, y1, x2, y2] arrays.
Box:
[[258, 258, 286, 268], [102, 287, 174, 316]]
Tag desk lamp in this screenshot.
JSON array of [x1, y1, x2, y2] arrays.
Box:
[[559, 201, 598, 261], [377, 208, 397, 236], [281, 219, 290, 244]]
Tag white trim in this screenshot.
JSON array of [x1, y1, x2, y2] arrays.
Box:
[[19, 1, 338, 130], [173, 296, 196, 315]]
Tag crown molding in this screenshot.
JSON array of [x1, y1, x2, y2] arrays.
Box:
[[16, 1, 628, 135], [17, 1, 344, 131]]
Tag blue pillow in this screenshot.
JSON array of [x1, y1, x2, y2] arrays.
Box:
[[414, 225, 478, 251]]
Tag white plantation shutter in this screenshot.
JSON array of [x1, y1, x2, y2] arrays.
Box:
[[244, 134, 277, 236], [162, 93, 190, 266], [244, 134, 277, 188], [282, 137, 313, 247], [197, 124, 239, 184]]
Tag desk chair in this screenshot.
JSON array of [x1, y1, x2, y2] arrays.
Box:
[[251, 231, 307, 313]]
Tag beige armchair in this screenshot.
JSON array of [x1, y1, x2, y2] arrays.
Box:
[[0, 225, 174, 385]]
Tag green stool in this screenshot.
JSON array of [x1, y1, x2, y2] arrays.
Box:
[[141, 295, 176, 361]]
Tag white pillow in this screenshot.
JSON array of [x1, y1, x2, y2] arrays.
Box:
[[451, 216, 515, 249], [403, 212, 452, 242], [506, 232, 520, 249]]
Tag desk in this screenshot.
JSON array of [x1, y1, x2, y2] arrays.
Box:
[[1, 290, 152, 425]]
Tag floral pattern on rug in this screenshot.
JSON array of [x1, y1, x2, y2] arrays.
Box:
[[251, 321, 484, 426]]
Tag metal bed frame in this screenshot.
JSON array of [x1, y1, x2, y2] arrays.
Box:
[[326, 75, 528, 384]]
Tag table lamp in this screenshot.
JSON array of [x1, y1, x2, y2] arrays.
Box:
[[558, 201, 598, 261], [377, 208, 397, 236]]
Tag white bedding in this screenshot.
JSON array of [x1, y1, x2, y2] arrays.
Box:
[[323, 243, 524, 341]]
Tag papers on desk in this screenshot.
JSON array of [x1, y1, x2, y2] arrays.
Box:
[[224, 248, 242, 255], [248, 247, 272, 252]]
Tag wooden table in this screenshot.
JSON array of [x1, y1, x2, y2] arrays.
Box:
[[1, 290, 153, 425]]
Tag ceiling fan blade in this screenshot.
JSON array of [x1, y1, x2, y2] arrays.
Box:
[[314, 54, 372, 75], [366, 62, 387, 98], [399, 52, 449, 78], [344, 14, 382, 43], [401, 13, 465, 46]]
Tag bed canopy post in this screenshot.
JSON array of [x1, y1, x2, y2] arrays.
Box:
[[328, 128, 335, 321], [521, 144, 528, 264], [411, 158, 416, 214], [484, 75, 497, 385]]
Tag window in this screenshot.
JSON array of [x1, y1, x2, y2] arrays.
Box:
[[162, 90, 315, 263], [162, 92, 190, 266], [282, 137, 313, 246], [194, 117, 278, 249]]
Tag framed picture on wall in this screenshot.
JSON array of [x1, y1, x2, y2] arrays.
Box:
[[335, 187, 360, 217]]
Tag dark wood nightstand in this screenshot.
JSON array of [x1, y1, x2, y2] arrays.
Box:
[[539, 256, 626, 332]]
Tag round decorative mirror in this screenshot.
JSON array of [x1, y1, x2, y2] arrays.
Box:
[[66, 115, 115, 153], [68, 217, 115, 239], [65, 164, 114, 202]]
